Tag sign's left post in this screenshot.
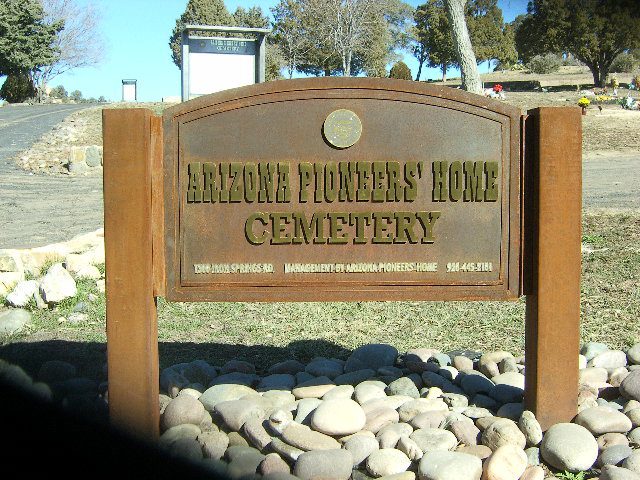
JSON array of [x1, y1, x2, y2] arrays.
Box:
[[103, 108, 160, 440]]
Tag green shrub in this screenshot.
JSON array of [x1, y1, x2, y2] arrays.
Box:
[[389, 61, 412, 80], [611, 52, 637, 73], [527, 54, 562, 74], [0, 73, 36, 103]]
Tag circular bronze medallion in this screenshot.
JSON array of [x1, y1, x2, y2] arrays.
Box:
[[323, 109, 362, 149]]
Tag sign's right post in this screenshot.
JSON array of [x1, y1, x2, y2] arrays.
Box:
[[524, 107, 582, 431]]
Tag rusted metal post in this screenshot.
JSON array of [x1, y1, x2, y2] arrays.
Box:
[[103, 108, 160, 440], [524, 107, 582, 430]]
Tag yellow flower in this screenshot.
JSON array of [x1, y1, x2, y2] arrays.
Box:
[[578, 97, 591, 107]]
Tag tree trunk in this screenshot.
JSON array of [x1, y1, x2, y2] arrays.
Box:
[[416, 60, 424, 81], [444, 0, 482, 94], [344, 50, 352, 77], [590, 64, 603, 87], [442, 64, 447, 82]]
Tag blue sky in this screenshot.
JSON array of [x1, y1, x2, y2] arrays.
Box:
[[47, 0, 529, 102]]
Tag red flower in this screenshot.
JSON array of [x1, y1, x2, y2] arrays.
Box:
[[493, 84, 503, 93]]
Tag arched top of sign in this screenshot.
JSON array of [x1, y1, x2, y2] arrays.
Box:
[[163, 78, 523, 302]]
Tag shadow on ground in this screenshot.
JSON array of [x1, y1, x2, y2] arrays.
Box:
[[0, 338, 354, 382]]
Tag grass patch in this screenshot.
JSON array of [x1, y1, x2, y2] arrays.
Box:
[[1, 211, 639, 372]]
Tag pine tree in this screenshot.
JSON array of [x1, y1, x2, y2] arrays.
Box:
[[168, 0, 236, 68], [0, 0, 63, 76]]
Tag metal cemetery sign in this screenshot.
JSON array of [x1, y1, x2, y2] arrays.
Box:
[[181, 25, 269, 101], [164, 78, 522, 302], [103, 78, 582, 440]]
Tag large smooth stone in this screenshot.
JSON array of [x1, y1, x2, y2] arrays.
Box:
[[482, 444, 528, 480], [367, 449, 412, 477], [540, 423, 598, 472], [481, 419, 526, 450], [281, 422, 341, 451], [574, 406, 633, 435], [161, 394, 206, 430], [345, 344, 398, 373], [311, 398, 366, 435], [294, 449, 353, 480], [600, 465, 640, 480], [418, 450, 483, 480], [409, 428, 458, 453], [199, 384, 257, 411], [344, 435, 379, 466], [621, 371, 640, 402]]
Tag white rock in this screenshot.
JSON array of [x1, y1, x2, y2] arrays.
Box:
[[39, 263, 77, 304], [6, 280, 39, 307], [540, 423, 598, 472], [481, 444, 527, 480], [418, 450, 483, 480], [311, 398, 366, 436], [366, 449, 412, 477]]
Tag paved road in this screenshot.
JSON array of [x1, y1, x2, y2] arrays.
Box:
[[0, 104, 104, 249]]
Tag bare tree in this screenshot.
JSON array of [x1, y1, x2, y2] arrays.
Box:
[[34, 0, 104, 97], [304, 0, 381, 77], [444, 0, 482, 94]]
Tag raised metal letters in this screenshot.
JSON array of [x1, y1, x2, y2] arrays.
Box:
[[163, 78, 522, 301]]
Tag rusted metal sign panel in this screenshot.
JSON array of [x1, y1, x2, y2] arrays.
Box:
[[163, 78, 522, 301]]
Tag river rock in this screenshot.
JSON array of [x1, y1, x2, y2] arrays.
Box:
[[292, 376, 336, 399], [355, 381, 388, 404], [598, 445, 634, 467], [39, 263, 77, 304], [489, 372, 525, 404], [260, 453, 290, 476], [199, 384, 257, 411], [590, 350, 628, 369], [482, 444, 527, 480], [0, 308, 31, 335], [295, 398, 322, 425], [159, 424, 202, 449], [311, 398, 366, 435], [269, 359, 305, 375], [306, 358, 344, 379], [161, 394, 206, 430], [409, 428, 457, 453], [6, 280, 39, 307], [387, 377, 420, 398], [399, 399, 448, 422], [243, 417, 273, 450], [410, 411, 446, 430], [335, 369, 376, 386], [518, 411, 543, 447], [259, 374, 296, 391], [519, 466, 544, 480], [346, 344, 398, 373], [418, 450, 483, 480], [481, 419, 526, 450], [365, 406, 400, 433], [397, 436, 423, 461], [282, 422, 341, 451], [457, 444, 492, 460], [453, 356, 474, 371], [621, 370, 640, 402], [198, 431, 229, 459], [271, 437, 304, 462], [294, 449, 353, 480], [598, 433, 630, 450], [449, 420, 480, 446], [460, 373, 495, 396], [574, 406, 633, 434], [540, 423, 598, 471], [623, 450, 640, 473], [344, 435, 379, 466], [581, 342, 610, 361], [628, 345, 640, 365], [323, 384, 355, 401], [367, 449, 411, 477], [225, 445, 265, 478], [600, 465, 640, 480], [214, 398, 269, 431]]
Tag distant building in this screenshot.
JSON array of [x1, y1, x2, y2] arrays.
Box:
[[122, 79, 137, 102]]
